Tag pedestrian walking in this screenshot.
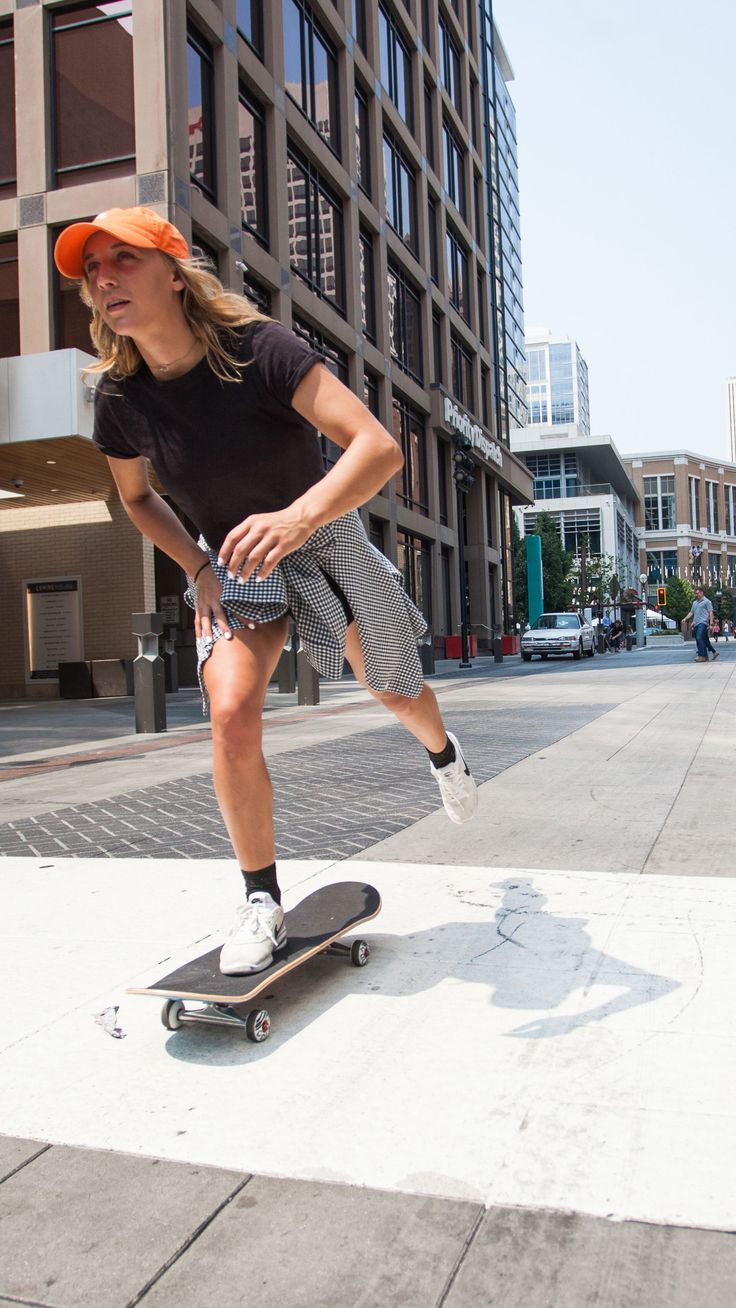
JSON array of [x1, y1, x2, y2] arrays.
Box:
[[54, 206, 478, 976], [683, 587, 716, 661], [723, 620, 731, 642]]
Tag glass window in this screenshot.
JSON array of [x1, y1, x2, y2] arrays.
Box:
[[724, 485, 736, 536], [292, 317, 347, 470], [477, 271, 487, 345], [359, 229, 376, 342], [378, 5, 413, 130], [287, 147, 344, 311], [56, 265, 93, 352], [387, 263, 422, 383], [688, 476, 701, 529], [424, 81, 435, 170], [450, 331, 474, 411], [383, 134, 417, 252], [52, 4, 134, 188], [438, 438, 449, 526], [0, 21, 16, 195], [706, 480, 720, 534], [369, 514, 385, 552], [239, 91, 267, 246], [283, 0, 339, 155], [428, 197, 439, 283], [393, 399, 428, 514], [525, 452, 561, 500], [236, 0, 263, 54], [352, 0, 367, 52], [354, 85, 370, 197], [364, 370, 379, 417], [0, 237, 20, 359], [442, 120, 466, 218], [242, 273, 271, 315], [446, 226, 469, 322], [527, 348, 546, 383], [439, 17, 462, 116], [187, 27, 216, 199], [432, 311, 443, 386], [485, 473, 494, 545], [397, 529, 432, 622], [481, 363, 489, 428]]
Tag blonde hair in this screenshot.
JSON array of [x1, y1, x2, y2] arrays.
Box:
[[80, 252, 270, 382]]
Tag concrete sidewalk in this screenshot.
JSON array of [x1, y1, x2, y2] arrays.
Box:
[[1, 645, 735, 1306]]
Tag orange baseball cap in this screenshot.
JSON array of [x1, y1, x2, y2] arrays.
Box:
[[54, 206, 190, 279]]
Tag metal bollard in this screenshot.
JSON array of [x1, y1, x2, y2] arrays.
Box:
[[277, 627, 297, 693], [493, 626, 504, 663], [162, 624, 179, 693], [296, 649, 320, 705], [131, 612, 166, 733]]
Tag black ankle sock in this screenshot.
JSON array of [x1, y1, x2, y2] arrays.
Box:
[[242, 863, 281, 905], [427, 735, 456, 769]]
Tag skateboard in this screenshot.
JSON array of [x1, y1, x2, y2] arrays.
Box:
[[128, 882, 381, 1043]]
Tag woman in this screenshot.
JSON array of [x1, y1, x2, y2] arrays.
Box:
[[54, 206, 477, 976]]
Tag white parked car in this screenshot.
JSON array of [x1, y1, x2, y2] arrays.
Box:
[[521, 612, 596, 662]]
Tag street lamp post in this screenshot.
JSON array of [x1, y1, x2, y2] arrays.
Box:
[[452, 435, 476, 669]]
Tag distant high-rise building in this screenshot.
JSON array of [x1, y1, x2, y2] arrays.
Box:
[[727, 378, 736, 463], [525, 329, 591, 436]]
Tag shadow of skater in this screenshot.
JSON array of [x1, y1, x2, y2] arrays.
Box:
[[455, 876, 680, 1039]]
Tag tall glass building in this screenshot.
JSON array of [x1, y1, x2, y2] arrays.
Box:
[[525, 329, 591, 436], [477, 5, 527, 442]]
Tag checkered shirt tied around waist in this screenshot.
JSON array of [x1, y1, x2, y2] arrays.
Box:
[[185, 510, 428, 714]]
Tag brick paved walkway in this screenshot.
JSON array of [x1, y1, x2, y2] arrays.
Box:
[[0, 703, 611, 861]]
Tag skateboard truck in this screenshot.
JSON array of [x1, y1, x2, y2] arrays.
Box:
[[159, 936, 371, 1043]]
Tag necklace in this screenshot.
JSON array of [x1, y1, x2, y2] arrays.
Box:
[[149, 338, 199, 374]]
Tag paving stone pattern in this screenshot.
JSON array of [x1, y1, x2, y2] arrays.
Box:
[[0, 705, 611, 862]]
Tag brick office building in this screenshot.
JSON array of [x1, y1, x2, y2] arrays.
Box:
[[0, 0, 532, 698], [625, 451, 736, 595]]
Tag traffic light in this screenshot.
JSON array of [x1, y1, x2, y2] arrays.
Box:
[[656, 586, 667, 607], [452, 435, 475, 493]]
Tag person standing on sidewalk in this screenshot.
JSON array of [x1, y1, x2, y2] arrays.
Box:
[[53, 207, 478, 976], [684, 587, 717, 661]]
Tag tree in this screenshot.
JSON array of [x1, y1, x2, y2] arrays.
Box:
[[569, 548, 615, 614], [663, 576, 693, 625], [532, 511, 574, 613]]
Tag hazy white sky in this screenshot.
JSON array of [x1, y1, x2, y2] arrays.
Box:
[[492, 0, 736, 458]]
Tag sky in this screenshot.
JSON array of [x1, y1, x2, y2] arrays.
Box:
[[491, 0, 736, 459]]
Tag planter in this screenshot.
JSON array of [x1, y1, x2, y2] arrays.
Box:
[[501, 635, 520, 655], [445, 635, 478, 658]]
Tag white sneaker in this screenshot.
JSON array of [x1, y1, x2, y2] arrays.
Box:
[[431, 731, 478, 824], [219, 892, 287, 975]]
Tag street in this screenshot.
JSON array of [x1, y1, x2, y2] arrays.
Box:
[[1, 644, 735, 1306]]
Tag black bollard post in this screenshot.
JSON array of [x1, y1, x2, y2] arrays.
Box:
[[296, 649, 320, 705], [493, 625, 503, 664], [131, 612, 166, 733]]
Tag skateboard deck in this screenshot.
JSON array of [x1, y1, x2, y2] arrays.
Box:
[[128, 882, 381, 1041]]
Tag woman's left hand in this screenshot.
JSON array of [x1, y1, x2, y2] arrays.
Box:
[[218, 508, 313, 583]]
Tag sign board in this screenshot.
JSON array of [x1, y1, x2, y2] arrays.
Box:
[[23, 578, 83, 682], [443, 396, 503, 469], [160, 594, 181, 625]]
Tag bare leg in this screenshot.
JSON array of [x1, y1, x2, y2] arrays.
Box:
[[203, 617, 289, 869], [344, 623, 447, 752]]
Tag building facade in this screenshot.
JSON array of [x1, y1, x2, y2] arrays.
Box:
[[0, 0, 532, 698], [525, 328, 590, 437], [626, 451, 736, 596], [512, 424, 640, 591]]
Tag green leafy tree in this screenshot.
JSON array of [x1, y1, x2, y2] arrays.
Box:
[[533, 511, 574, 613], [663, 576, 694, 624], [569, 549, 615, 614]]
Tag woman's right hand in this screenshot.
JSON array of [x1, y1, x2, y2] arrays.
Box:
[[193, 565, 233, 642]]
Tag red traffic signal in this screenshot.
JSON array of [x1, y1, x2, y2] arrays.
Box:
[[656, 586, 667, 607]]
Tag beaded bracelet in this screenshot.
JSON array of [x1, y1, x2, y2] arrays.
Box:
[[193, 558, 212, 583]]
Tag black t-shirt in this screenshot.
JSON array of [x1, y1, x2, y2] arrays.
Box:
[[93, 320, 326, 552]]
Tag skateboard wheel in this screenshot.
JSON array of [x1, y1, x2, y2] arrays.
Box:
[[245, 1008, 271, 1043], [161, 999, 185, 1030], [351, 940, 370, 967]]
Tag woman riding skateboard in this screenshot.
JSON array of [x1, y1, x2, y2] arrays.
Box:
[[54, 207, 478, 976]]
